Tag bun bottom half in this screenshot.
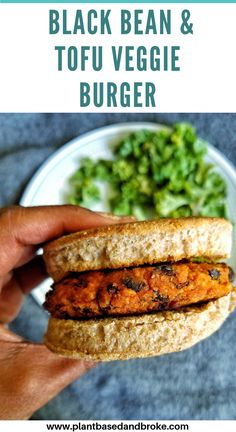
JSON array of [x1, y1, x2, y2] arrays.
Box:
[[44, 292, 236, 361]]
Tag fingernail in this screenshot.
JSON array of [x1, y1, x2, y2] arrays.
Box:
[[96, 212, 136, 222]]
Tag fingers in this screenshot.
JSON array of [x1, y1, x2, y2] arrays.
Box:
[[0, 324, 24, 342], [0, 276, 24, 324], [0, 334, 96, 419], [0, 205, 128, 275], [14, 255, 48, 295], [0, 256, 49, 323]]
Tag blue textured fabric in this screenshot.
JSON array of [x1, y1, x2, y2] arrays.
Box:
[[1, 113, 236, 420]]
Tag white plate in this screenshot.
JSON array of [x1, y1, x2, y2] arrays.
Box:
[[20, 122, 236, 305]]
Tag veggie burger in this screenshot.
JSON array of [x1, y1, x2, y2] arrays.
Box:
[[43, 217, 235, 360]]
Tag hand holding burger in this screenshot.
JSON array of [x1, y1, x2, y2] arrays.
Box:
[[0, 205, 123, 419]]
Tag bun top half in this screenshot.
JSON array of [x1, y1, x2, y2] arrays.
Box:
[[43, 217, 232, 282]]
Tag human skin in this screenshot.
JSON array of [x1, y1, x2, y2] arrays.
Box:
[[0, 205, 126, 420]]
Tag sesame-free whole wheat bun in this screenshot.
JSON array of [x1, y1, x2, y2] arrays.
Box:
[[43, 217, 235, 361]]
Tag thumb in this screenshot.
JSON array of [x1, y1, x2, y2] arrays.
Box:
[[0, 335, 95, 419]]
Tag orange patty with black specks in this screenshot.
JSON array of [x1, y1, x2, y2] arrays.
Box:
[[44, 262, 233, 319]]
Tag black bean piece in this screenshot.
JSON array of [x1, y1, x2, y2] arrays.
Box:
[[153, 291, 169, 308], [100, 305, 112, 314], [229, 266, 235, 282], [73, 306, 82, 312], [83, 307, 92, 315], [176, 281, 190, 289], [208, 269, 221, 280], [74, 279, 88, 288], [154, 264, 176, 276], [123, 278, 146, 292], [107, 283, 119, 294]]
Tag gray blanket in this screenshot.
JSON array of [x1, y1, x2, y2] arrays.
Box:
[[1, 113, 236, 420]]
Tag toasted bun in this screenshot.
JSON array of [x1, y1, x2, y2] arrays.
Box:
[[44, 218, 232, 281], [44, 291, 236, 361]]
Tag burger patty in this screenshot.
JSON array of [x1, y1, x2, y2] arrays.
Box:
[[44, 262, 233, 319]]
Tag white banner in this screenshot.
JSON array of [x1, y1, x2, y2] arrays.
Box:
[[0, 420, 236, 431], [0, 4, 236, 112]]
